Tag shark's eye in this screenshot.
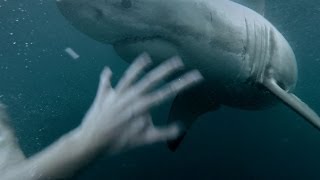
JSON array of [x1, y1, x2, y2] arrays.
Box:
[[121, 0, 132, 8]]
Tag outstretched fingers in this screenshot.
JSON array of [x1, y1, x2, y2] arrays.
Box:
[[115, 53, 152, 93], [94, 67, 113, 105], [133, 56, 184, 95], [131, 114, 181, 146], [134, 70, 203, 114]]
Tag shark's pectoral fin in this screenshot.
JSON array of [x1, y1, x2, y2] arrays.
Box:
[[167, 129, 187, 152], [263, 78, 320, 130], [167, 85, 220, 152]]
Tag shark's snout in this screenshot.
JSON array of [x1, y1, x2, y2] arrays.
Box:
[[267, 30, 298, 93]]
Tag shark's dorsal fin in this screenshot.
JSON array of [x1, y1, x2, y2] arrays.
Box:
[[263, 78, 320, 131], [231, 0, 265, 16]]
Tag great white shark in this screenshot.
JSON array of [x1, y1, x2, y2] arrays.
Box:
[[56, 0, 320, 151]]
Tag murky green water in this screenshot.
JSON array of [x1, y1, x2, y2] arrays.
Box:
[[1, 1, 320, 179]]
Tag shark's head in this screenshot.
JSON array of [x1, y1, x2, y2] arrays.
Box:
[[56, 0, 192, 45], [57, 0, 193, 61], [57, 0, 154, 43], [264, 29, 298, 93]]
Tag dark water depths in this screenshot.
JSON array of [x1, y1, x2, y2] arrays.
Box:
[[1, 0, 320, 179]]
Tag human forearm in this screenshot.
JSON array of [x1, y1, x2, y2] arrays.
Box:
[[2, 126, 100, 180], [1, 54, 202, 180]]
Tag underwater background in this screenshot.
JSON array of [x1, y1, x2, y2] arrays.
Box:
[[1, 0, 320, 179]]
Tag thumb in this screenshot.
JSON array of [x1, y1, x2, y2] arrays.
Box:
[[144, 123, 181, 144]]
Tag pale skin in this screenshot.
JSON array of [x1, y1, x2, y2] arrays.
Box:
[[0, 53, 203, 180]]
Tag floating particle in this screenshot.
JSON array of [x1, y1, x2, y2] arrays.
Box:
[[64, 47, 80, 59]]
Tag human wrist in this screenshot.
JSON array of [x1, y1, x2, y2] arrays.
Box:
[[75, 124, 111, 157], [28, 127, 102, 179]]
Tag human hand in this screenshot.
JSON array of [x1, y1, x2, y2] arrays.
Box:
[[0, 53, 203, 180], [79, 53, 203, 153]]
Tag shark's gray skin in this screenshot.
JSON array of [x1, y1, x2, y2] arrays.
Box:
[[57, 0, 320, 151], [233, 0, 265, 15]]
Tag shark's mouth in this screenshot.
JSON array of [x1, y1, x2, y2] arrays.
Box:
[[112, 34, 178, 64], [113, 35, 163, 45]]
